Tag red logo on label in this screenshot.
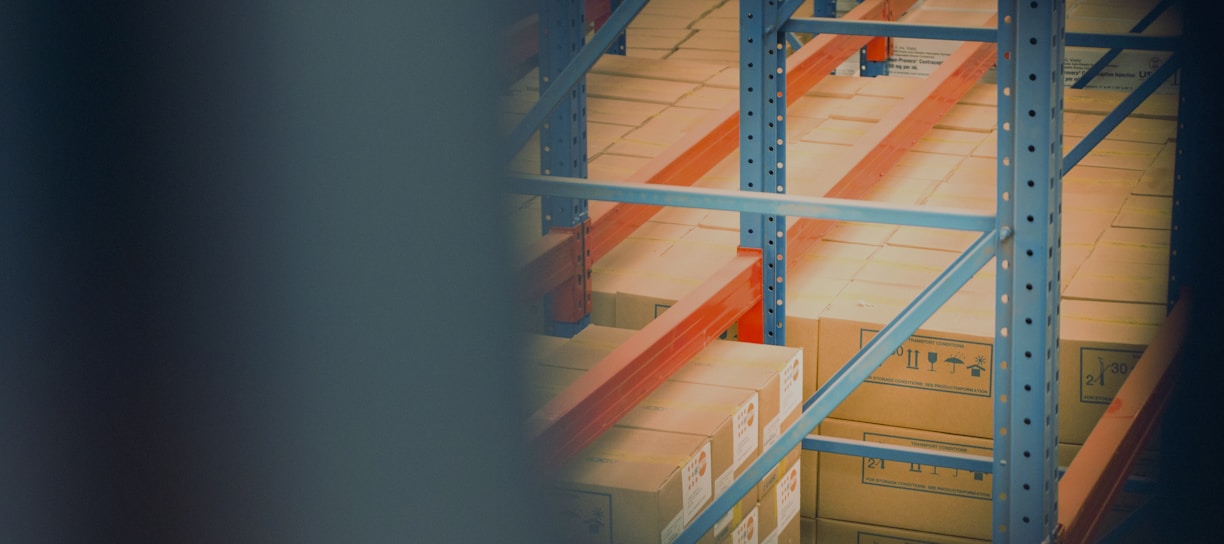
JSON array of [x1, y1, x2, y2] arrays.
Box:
[[745, 403, 755, 427], [743, 516, 755, 539], [698, 450, 708, 477]]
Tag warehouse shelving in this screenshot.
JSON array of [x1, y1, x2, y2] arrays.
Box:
[[506, 1, 1191, 542]]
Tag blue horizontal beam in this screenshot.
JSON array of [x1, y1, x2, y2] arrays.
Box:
[[509, 174, 996, 231], [784, 18, 997, 42], [1063, 52, 1180, 173], [781, 19, 1180, 52], [673, 229, 996, 544], [803, 435, 994, 474], [801, 435, 1156, 494], [505, 0, 649, 161], [1065, 31, 1179, 51]]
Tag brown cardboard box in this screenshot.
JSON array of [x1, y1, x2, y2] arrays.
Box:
[[787, 240, 874, 402], [551, 326, 805, 468], [758, 446, 802, 544], [698, 493, 758, 544], [550, 427, 713, 543], [816, 281, 1165, 444], [800, 517, 814, 544], [817, 418, 995, 540], [617, 380, 763, 497], [814, 518, 988, 543], [1058, 299, 1167, 442], [525, 343, 761, 497], [816, 418, 1147, 540]]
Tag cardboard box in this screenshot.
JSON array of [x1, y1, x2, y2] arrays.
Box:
[[608, 230, 739, 338], [799, 449, 819, 521], [618, 380, 763, 497], [525, 343, 761, 497], [542, 326, 806, 480], [816, 281, 1165, 444], [817, 418, 995, 540], [549, 427, 713, 544], [800, 517, 814, 544], [698, 493, 758, 544], [757, 446, 802, 544], [816, 418, 1154, 540], [814, 518, 988, 544]]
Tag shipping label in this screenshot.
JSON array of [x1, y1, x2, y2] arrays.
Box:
[[662, 510, 684, 544], [776, 462, 801, 529], [860, 432, 992, 501], [887, 38, 960, 77], [716, 467, 734, 498], [763, 414, 782, 452], [549, 488, 613, 544], [1079, 347, 1143, 405], [860, 329, 993, 398], [733, 506, 759, 544], [713, 506, 733, 543], [733, 394, 761, 472], [682, 443, 714, 526], [780, 355, 803, 418]]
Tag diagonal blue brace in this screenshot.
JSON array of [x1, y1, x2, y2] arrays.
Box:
[[1062, 53, 1180, 173], [506, 0, 649, 161], [673, 229, 997, 544], [1072, 0, 1176, 88]]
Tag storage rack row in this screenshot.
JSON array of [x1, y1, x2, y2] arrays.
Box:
[[506, 1, 1194, 542]]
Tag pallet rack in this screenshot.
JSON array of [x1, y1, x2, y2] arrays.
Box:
[[506, 1, 1192, 542]]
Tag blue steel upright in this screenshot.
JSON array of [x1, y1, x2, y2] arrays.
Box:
[[741, 0, 787, 346], [857, 0, 889, 77], [540, 0, 591, 337], [993, 0, 1064, 541], [1168, 47, 1199, 312]]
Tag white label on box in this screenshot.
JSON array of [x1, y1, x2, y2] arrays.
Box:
[[733, 506, 759, 544], [780, 355, 802, 418], [762, 414, 782, 452], [716, 466, 734, 498], [888, 38, 960, 78], [682, 442, 713, 526], [661, 510, 683, 544], [713, 507, 733, 542], [776, 462, 800, 529], [732, 393, 760, 472]]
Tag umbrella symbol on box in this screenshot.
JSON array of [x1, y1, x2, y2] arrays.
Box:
[[945, 356, 965, 374]]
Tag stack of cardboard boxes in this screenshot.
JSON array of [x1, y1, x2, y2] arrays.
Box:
[[507, 0, 1179, 539], [525, 326, 805, 543], [564, 80, 1172, 542]]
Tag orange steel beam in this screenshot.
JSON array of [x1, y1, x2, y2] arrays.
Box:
[[518, 0, 919, 301], [527, 14, 999, 473], [528, 250, 763, 476], [517, 231, 580, 302], [1055, 292, 1192, 544], [589, 0, 919, 264], [787, 18, 997, 263]]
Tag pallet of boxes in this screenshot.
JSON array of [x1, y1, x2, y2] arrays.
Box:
[[524, 326, 805, 543], [782, 101, 1174, 542]]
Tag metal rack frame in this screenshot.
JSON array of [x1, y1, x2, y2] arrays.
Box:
[[507, 1, 1191, 542]]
